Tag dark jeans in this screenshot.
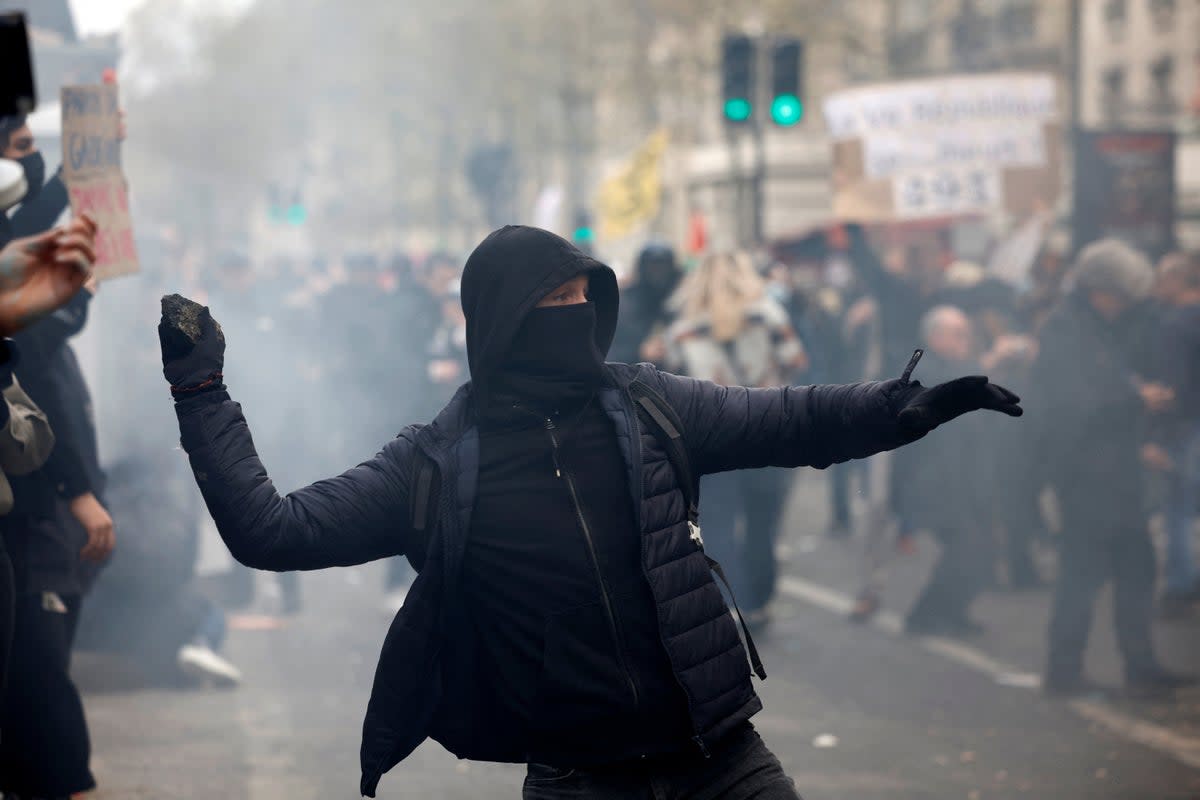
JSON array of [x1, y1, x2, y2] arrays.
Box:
[[0, 539, 11, 695], [522, 724, 801, 800], [829, 459, 868, 531], [1046, 500, 1157, 682], [0, 591, 94, 796], [701, 469, 788, 614], [906, 524, 987, 628]]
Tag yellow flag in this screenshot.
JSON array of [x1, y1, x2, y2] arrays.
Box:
[[596, 129, 668, 239]]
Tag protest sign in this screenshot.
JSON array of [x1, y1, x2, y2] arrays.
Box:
[[823, 73, 1061, 222], [1073, 130, 1176, 261], [61, 84, 138, 279]]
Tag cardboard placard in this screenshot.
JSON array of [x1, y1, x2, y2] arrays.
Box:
[[1073, 130, 1176, 261], [823, 73, 1062, 222], [61, 84, 138, 279]]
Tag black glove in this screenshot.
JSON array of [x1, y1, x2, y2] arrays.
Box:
[[889, 350, 1022, 435], [159, 294, 225, 394]]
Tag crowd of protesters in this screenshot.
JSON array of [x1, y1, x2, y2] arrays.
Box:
[[617, 222, 1199, 702], [1, 97, 1199, 797]]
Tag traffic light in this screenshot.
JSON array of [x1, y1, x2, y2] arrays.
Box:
[[572, 209, 595, 254], [770, 39, 804, 127], [722, 34, 755, 123], [267, 184, 307, 226], [285, 190, 307, 226]]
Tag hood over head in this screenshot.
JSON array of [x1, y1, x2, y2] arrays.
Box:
[[460, 225, 619, 395]]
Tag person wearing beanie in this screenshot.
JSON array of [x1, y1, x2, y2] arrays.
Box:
[[157, 226, 1022, 798], [1033, 237, 1196, 698]]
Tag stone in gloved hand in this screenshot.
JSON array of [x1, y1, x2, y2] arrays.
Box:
[[158, 293, 226, 393]]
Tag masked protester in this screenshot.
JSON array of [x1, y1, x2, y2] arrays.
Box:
[[0, 217, 105, 799], [0, 115, 71, 249], [609, 242, 680, 366], [1033, 239, 1197, 698], [158, 226, 1021, 799]]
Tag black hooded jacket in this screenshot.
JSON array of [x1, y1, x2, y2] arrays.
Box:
[[458, 227, 692, 764], [173, 225, 929, 796]]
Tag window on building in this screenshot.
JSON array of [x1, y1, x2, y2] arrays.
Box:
[[895, 0, 935, 32], [1102, 66, 1126, 120], [998, 0, 1036, 42], [1104, 0, 1128, 34], [1150, 55, 1176, 110], [1148, 0, 1176, 33]]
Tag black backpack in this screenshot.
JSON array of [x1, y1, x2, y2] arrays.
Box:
[[408, 378, 766, 679]]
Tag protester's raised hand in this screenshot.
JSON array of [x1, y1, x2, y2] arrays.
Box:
[[0, 214, 98, 336], [159, 294, 225, 394], [891, 375, 1023, 435]]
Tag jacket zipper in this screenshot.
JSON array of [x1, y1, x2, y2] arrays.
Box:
[[622, 388, 711, 759], [544, 416, 641, 711]]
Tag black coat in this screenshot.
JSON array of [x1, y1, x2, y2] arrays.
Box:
[[173, 225, 929, 796], [892, 352, 990, 530], [1031, 294, 1147, 514]]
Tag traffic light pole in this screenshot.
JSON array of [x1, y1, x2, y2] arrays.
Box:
[[751, 113, 766, 246]]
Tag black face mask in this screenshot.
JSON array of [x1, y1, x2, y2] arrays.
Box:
[[16, 151, 44, 202], [492, 301, 605, 413]]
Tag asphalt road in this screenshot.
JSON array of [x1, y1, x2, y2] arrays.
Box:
[[77, 471, 1200, 800]]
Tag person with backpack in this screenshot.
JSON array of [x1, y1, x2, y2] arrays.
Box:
[[157, 225, 1021, 798]]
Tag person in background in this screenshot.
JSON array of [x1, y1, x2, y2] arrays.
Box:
[[1033, 239, 1195, 698], [665, 252, 809, 631], [0, 114, 70, 248], [610, 242, 681, 367], [0, 216, 105, 799], [0, 221, 97, 696], [1149, 251, 1200, 618], [896, 306, 992, 636]]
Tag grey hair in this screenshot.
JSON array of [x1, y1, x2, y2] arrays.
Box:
[[1067, 238, 1154, 301]]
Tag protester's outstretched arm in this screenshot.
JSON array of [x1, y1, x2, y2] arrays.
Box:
[[161, 296, 414, 571], [655, 355, 1021, 475]]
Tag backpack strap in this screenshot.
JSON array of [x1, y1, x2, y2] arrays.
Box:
[[628, 379, 767, 680]]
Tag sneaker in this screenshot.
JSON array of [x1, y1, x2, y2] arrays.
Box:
[[1126, 667, 1198, 700], [848, 591, 880, 624], [943, 617, 987, 638], [903, 615, 948, 636], [827, 521, 851, 540], [1042, 674, 1110, 699], [381, 587, 409, 615], [1160, 592, 1196, 620], [177, 643, 243, 688]]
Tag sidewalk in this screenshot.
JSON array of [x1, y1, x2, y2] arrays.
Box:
[[775, 473, 1200, 758]]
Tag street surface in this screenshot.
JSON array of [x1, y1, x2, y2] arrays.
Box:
[[77, 472, 1200, 800]]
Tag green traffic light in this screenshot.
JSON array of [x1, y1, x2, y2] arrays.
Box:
[[724, 97, 752, 122], [286, 204, 307, 226], [573, 227, 594, 241], [770, 93, 803, 126]]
